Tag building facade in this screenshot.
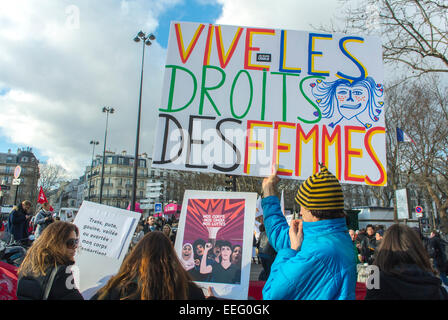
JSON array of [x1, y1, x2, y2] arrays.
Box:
[[0, 148, 40, 206], [85, 150, 148, 209]]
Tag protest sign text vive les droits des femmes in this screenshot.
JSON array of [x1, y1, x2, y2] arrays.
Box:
[[152, 22, 387, 186]]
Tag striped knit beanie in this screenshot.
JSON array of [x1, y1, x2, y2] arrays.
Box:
[[295, 165, 344, 210]]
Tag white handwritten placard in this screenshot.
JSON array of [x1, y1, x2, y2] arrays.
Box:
[[73, 201, 141, 298]]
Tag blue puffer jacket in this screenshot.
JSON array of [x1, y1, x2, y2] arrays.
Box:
[[261, 196, 356, 300]]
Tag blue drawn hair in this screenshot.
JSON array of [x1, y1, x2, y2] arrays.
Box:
[[311, 77, 384, 122]]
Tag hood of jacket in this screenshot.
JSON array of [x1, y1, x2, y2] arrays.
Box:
[[376, 264, 447, 299]]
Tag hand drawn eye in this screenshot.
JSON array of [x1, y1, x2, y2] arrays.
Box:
[[353, 90, 363, 95], [337, 90, 348, 95]]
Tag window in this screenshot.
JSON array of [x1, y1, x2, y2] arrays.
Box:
[[139, 181, 144, 188], [129, 159, 134, 166], [139, 159, 146, 168], [118, 157, 124, 165], [117, 189, 121, 196], [21, 157, 28, 162], [107, 156, 113, 164], [139, 191, 143, 197], [117, 178, 122, 186]]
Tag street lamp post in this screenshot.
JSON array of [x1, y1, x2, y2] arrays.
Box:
[[131, 31, 155, 212], [88, 140, 99, 201], [99, 107, 115, 204]]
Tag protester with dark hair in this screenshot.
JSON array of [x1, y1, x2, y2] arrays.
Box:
[[92, 231, 207, 300], [34, 202, 54, 239], [8, 200, 32, 244], [143, 216, 159, 234], [201, 240, 241, 284], [428, 230, 448, 286], [365, 224, 448, 300], [361, 224, 378, 264], [16, 221, 83, 300], [257, 223, 276, 280], [261, 165, 356, 300]]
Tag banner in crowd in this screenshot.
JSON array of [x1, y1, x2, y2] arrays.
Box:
[[73, 201, 141, 299], [174, 190, 257, 299], [152, 21, 386, 186]]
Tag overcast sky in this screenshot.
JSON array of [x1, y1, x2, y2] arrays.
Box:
[[0, 0, 351, 178]]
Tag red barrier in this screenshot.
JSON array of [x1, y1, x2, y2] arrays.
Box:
[[248, 281, 367, 300]]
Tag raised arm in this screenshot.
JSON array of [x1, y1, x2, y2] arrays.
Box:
[[200, 243, 213, 274]]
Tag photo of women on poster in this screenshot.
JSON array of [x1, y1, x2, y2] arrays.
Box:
[[174, 190, 257, 300], [180, 198, 245, 284]]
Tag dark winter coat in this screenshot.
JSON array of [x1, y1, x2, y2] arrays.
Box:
[[17, 264, 84, 300], [256, 231, 276, 258], [8, 204, 29, 242], [365, 264, 448, 300], [360, 234, 378, 264], [428, 236, 448, 272]]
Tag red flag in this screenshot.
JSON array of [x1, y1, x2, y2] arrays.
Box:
[[37, 186, 48, 204]]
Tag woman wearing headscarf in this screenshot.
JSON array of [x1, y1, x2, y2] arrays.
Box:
[[180, 243, 195, 271]]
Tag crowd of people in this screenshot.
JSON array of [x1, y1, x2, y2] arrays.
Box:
[[1, 163, 448, 300], [346, 223, 448, 289], [1, 200, 58, 247]]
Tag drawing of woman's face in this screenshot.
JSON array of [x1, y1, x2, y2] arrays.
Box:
[[182, 244, 192, 259], [335, 84, 368, 120]]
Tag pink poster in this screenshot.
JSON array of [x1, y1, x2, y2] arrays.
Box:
[[175, 190, 257, 299], [181, 198, 244, 284]]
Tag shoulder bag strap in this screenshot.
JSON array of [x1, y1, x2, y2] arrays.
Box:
[[43, 267, 58, 300]]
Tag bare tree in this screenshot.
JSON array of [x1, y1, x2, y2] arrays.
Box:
[[316, 0, 448, 79], [395, 78, 448, 231], [38, 163, 69, 196]]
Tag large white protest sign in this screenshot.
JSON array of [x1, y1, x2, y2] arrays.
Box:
[[73, 201, 141, 299], [174, 190, 257, 300], [152, 21, 386, 186]]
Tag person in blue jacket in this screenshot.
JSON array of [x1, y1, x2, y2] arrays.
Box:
[[261, 164, 357, 300]]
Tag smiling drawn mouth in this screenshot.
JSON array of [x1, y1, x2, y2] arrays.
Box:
[[340, 103, 362, 110]]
